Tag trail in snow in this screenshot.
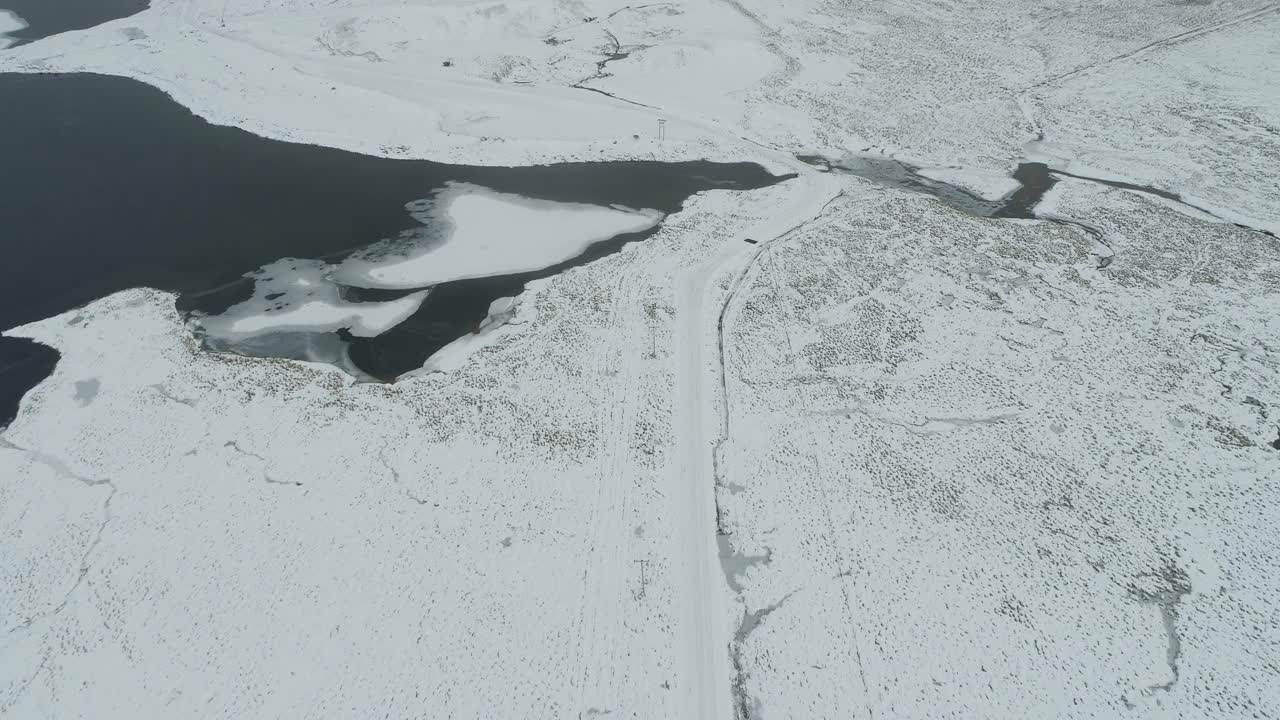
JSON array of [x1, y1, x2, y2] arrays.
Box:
[[673, 266, 732, 720], [571, 242, 650, 713], [671, 167, 838, 720], [1017, 2, 1280, 137], [1025, 2, 1280, 95], [625, 59, 842, 715], [712, 183, 849, 719]]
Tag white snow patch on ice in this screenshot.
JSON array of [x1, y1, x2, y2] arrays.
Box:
[[0, 9, 28, 49], [333, 183, 664, 290], [916, 166, 1022, 201], [195, 258, 428, 341]]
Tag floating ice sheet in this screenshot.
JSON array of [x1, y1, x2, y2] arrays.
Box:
[[186, 185, 671, 380], [0, 10, 28, 49], [194, 259, 428, 341], [333, 183, 665, 290]]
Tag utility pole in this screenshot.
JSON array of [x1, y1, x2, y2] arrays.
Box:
[[634, 559, 649, 598], [657, 119, 666, 142]]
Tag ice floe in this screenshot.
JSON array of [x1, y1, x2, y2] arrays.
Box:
[[194, 259, 428, 341], [0, 9, 28, 49], [190, 258, 428, 380], [333, 183, 665, 290]]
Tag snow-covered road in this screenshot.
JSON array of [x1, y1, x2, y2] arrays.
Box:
[[672, 167, 840, 719], [672, 265, 732, 719]]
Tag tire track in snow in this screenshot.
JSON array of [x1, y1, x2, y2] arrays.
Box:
[[1027, 2, 1280, 93], [672, 169, 839, 719], [572, 252, 646, 713], [712, 189, 861, 719], [760, 245, 875, 719], [672, 266, 731, 720], [1018, 2, 1280, 135]]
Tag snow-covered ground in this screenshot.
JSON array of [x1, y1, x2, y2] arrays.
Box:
[[1028, 5, 1280, 234], [3, 0, 1280, 718], [718, 179, 1280, 717], [0, 181, 816, 718]]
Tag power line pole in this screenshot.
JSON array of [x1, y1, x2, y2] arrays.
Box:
[[634, 559, 649, 598], [657, 119, 666, 142]]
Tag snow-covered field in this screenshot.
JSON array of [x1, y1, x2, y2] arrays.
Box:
[[719, 180, 1280, 717], [3, 0, 1280, 718]]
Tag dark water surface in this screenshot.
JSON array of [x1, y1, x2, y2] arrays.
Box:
[[0, 0, 149, 46], [0, 72, 787, 408], [0, 337, 58, 429], [798, 154, 1058, 219], [798, 152, 1117, 274], [807, 151, 1278, 244]]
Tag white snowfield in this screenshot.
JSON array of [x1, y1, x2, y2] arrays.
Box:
[[3, 0, 1280, 718]]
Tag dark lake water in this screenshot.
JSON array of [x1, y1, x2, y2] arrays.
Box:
[[0, 337, 59, 429], [0, 72, 787, 418], [0, 0, 149, 46], [797, 154, 1058, 219], [796, 152, 1117, 275]]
